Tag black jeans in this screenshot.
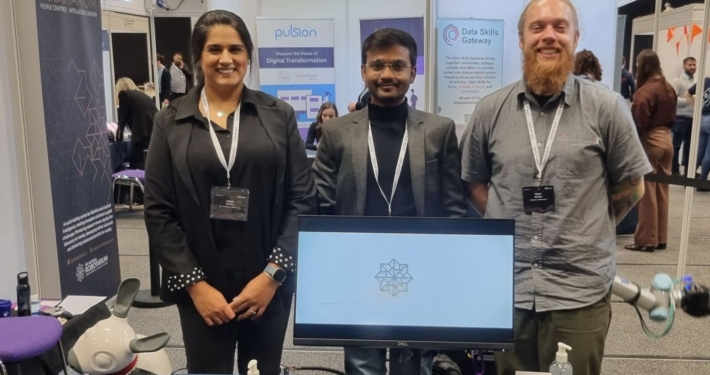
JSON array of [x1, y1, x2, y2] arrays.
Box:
[[177, 293, 292, 374], [672, 116, 693, 174]]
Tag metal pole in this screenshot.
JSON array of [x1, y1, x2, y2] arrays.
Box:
[[652, 0, 663, 51], [149, 9, 160, 109], [676, 0, 710, 278]]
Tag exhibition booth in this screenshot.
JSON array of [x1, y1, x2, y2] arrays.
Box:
[[631, 4, 710, 79], [1, 0, 710, 374]]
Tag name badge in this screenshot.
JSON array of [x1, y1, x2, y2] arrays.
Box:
[[522, 186, 555, 214], [210, 187, 249, 221]]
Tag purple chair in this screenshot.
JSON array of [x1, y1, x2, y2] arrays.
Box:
[[112, 169, 145, 211], [0, 316, 68, 375]]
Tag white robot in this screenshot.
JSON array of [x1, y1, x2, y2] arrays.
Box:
[[67, 278, 172, 375]]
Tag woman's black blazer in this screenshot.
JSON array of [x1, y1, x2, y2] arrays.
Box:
[[144, 85, 316, 303]]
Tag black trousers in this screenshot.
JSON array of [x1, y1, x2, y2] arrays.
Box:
[[177, 293, 292, 374]]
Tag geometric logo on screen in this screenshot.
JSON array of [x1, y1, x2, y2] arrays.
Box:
[[443, 24, 459, 46], [375, 259, 413, 296]]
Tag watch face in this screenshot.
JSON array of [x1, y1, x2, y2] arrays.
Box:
[[273, 268, 287, 283]]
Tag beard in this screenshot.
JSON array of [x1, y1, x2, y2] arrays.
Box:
[[523, 47, 574, 95]]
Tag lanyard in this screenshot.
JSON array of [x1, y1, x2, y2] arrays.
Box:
[[367, 123, 408, 216], [201, 88, 241, 188], [523, 98, 564, 184]]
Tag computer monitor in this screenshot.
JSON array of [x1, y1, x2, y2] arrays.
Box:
[[294, 216, 515, 350]]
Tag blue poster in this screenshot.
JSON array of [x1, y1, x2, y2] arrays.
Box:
[[437, 19, 504, 135], [360, 17, 426, 110], [36, 0, 121, 297], [257, 19, 336, 139]]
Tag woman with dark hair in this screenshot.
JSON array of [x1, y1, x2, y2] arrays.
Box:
[[115, 77, 157, 170], [625, 49, 676, 253], [574, 49, 608, 88], [143, 10, 316, 374], [305, 102, 338, 150]]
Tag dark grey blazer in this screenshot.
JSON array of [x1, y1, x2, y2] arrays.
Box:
[[312, 106, 467, 217]]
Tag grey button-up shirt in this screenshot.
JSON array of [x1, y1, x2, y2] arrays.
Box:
[[461, 75, 652, 312]]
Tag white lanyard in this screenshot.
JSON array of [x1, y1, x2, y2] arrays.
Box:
[[367, 123, 408, 216], [523, 98, 565, 184], [201, 88, 241, 188]]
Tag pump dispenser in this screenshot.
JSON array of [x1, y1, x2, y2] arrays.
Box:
[[247, 359, 260, 375], [549, 342, 572, 375]]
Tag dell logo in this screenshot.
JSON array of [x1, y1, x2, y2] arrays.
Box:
[[397, 342, 408, 347], [275, 25, 317, 40]]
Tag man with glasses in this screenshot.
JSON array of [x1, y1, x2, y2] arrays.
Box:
[[312, 28, 467, 375]]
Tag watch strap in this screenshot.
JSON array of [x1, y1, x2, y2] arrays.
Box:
[[264, 264, 285, 284]]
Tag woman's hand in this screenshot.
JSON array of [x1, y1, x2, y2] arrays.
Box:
[[186, 281, 236, 326], [229, 272, 279, 321]]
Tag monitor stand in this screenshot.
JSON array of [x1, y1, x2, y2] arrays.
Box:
[[389, 349, 421, 375]]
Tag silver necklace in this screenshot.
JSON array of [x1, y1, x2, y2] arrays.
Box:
[[211, 102, 236, 118]]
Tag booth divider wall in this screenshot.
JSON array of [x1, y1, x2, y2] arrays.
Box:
[[632, 5, 710, 79]]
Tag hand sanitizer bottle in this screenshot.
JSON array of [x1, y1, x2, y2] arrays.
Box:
[[549, 342, 573, 375], [248, 360, 260, 375]]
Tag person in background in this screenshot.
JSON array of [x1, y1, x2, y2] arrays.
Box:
[[621, 56, 636, 103], [157, 54, 172, 106], [144, 10, 316, 374], [305, 102, 338, 151], [313, 28, 467, 375], [410, 88, 418, 109], [670, 57, 696, 176], [461, 1, 651, 374], [115, 77, 157, 170], [684, 74, 710, 190], [170, 52, 193, 101], [573, 49, 608, 88], [143, 82, 157, 99], [625, 50, 676, 253]]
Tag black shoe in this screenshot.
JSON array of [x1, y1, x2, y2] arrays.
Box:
[[624, 244, 655, 252], [657, 243, 667, 250]]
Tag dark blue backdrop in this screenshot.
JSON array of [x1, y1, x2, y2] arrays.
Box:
[[35, 0, 120, 297]]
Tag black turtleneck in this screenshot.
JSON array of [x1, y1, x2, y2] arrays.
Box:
[[365, 100, 417, 217]]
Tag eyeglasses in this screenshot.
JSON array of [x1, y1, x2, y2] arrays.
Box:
[[363, 60, 413, 73]]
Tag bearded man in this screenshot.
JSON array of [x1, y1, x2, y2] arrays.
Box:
[[460, 1, 651, 374]]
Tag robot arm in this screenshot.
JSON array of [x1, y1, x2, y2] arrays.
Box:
[[612, 273, 710, 321]]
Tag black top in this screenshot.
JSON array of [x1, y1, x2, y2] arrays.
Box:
[[530, 93, 553, 108], [188, 111, 277, 294], [305, 121, 318, 150], [117, 89, 157, 143], [365, 100, 416, 217], [159, 68, 171, 103], [687, 77, 710, 114], [621, 68, 636, 100]]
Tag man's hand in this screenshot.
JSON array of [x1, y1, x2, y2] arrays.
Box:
[[115, 130, 124, 142], [229, 272, 279, 321], [186, 281, 236, 326], [610, 176, 644, 224], [684, 92, 694, 108]]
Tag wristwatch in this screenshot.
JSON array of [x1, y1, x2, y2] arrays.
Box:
[[264, 264, 287, 285]]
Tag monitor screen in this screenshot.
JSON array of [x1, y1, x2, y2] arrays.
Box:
[[294, 216, 515, 350]]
